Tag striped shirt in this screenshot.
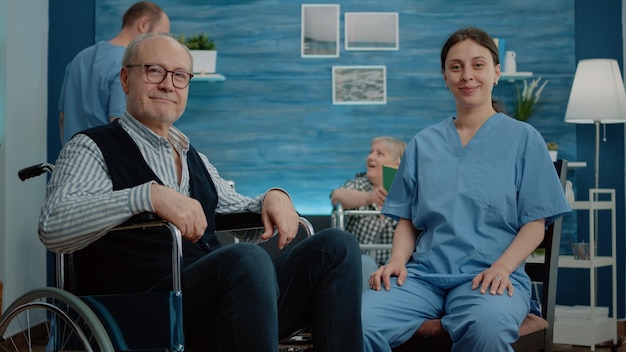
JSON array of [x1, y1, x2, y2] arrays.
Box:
[[39, 112, 264, 253]]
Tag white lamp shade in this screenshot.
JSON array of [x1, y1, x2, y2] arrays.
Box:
[[564, 59, 626, 124]]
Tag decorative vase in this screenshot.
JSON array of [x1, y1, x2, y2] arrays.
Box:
[[504, 51, 517, 73]]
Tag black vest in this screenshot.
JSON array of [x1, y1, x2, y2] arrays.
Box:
[[71, 120, 221, 295]]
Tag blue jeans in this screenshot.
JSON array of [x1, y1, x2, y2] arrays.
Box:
[[179, 228, 363, 352]]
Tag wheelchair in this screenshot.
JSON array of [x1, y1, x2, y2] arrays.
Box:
[[0, 163, 314, 352]]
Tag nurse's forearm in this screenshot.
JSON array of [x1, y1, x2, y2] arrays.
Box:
[[388, 219, 418, 264], [493, 219, 545, 274]]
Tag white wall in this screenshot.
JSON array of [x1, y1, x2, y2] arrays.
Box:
[[0, 0, 49, 312]]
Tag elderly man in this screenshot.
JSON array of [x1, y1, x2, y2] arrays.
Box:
[[40, 32, 362, 352]]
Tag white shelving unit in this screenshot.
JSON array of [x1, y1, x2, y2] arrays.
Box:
[[500, 71, 532, 82], [554, 188, 617, 351]]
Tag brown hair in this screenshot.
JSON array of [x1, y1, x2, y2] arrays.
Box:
[[121, 1, 165, 30], [440, 27, 500, 72]]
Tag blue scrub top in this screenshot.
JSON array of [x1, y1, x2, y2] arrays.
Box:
[[59, 41, 127, 144], [382, 113, 571, 288]]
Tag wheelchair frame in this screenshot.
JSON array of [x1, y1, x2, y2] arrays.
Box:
[[1, 163, 315, 352]]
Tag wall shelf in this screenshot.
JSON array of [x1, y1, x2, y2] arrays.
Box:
[[500, 71, 532, 82], [192, 73, 226, 82]]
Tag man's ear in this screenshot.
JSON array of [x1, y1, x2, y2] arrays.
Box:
[[136, 16, 151, 33], [120, 67, 130, 94]]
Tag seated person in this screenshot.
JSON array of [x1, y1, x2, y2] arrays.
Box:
[[330, 136, 406, 290], [361, 27, 571, 351], [39, 32, 363, 352]]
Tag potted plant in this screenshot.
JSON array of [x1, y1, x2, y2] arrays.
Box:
[[177, 33, 217, 74], [513, 76, 548, 122]]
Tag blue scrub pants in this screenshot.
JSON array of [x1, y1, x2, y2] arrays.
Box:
[[362, 274, 530, 352], [179, 228, 363, 352], [361, 254, 380, 292]]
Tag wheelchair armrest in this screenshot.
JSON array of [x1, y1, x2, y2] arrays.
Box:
[[116, 212, 165, 228], [215, 212, 266, 232], [111, 213, 182, 292], [58, 212, 182, 293], [215, 212, 315, 243]]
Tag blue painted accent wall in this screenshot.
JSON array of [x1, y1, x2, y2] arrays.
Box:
[[97, 0, 577, 216], [47, 0, 625, 317], [47, 0, 94, 167]]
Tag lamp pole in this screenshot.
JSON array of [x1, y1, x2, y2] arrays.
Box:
[[594, 120, 600, 190]]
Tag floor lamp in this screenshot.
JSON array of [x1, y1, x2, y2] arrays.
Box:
[[564, 58, 626, 191]]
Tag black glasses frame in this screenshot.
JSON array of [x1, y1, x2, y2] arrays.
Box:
[[126, 64, 194, 89]]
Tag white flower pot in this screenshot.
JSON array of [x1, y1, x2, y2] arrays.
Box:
[[190, 50, 217, 74]]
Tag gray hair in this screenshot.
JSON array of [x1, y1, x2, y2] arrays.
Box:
[[371, 136, 407, 161], [122, 32, 193, 71]]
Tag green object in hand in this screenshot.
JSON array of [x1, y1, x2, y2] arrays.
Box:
[[382, 165, 397, 192]]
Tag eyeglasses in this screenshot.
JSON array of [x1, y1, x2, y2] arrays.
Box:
[[126, 64, 194, 89]]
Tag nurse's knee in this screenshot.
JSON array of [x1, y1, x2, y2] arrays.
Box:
[[361, 290, 388, 333], [451, 308, 519, 346]]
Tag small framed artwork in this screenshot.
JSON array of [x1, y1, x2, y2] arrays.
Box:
[[301, 4, 340, 58], [345, 12, 399, 51], [332, 65, 387, 105]]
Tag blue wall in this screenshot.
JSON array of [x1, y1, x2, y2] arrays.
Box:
[[96, 0, 577, 216], [48, 0, 625, 317]]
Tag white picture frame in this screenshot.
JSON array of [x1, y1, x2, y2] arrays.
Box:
[[332, 65, 387, 105], [345, 12, 399, 51], [301, 4, 340, 58]]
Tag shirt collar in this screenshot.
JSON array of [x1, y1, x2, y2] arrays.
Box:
[[120, 111, 190, 152]]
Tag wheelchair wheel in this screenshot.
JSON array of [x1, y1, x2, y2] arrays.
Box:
[[0, 286, 114, 351]]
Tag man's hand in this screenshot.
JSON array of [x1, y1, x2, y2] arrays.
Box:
[[260, 190, 299, 249], [150, 184, 207, 242]]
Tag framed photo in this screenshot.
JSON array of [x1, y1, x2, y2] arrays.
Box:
[[345, 12, 399, 51], [301, 4, 340, 58], [332, 66, 387, 105]]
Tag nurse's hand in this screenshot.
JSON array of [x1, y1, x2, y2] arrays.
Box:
[[369, 260, 407, 291], [472, 268, 514, 296]]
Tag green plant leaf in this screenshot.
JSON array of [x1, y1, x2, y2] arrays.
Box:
[[513, 77, 547, 122], [177, 33, 215, 50]]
